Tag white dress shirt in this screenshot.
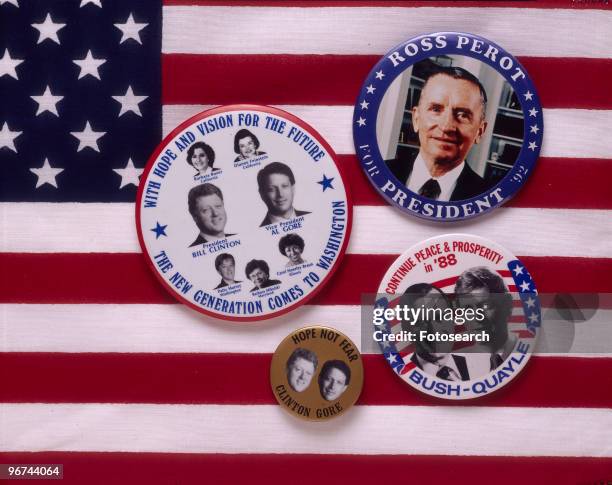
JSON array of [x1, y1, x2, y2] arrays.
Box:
[[406, 153, 465, 202]]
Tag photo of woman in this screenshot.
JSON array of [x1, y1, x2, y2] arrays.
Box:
[[279, 233, 306, 267], [187, 141, 220, 177], [233, 128, 266, 162]]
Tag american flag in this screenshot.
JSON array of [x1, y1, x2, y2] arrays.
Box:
[[1, 1, 611, 483]]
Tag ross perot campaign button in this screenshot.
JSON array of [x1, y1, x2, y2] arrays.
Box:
[[372, 234, 540, 400], [136, 105, 352, 322], [353, 32, 543, 221], [270, 326, 363, 421]]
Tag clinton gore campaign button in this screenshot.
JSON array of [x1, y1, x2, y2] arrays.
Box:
[[270, 326, 363, 421], [136, 105, 352, 322], [353, 32, 543, 221], [373, 234, 540, 400]]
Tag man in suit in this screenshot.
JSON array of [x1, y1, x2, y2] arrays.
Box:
[[401, 283, 470, 381], [257, 162, 310, 227], [454, 267, 516, 372], [286, 348, 318, 393], [318, 360, 351, 401], [187, 183, 235, 247], [386, 66, 489, 201]]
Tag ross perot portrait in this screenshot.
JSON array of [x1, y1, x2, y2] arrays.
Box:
[[379, 57, 525, 202]]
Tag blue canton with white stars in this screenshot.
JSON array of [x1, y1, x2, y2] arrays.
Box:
[[0, 0, 161, 202]]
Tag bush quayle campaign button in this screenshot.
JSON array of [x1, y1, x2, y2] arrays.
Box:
[[373, 234, 540, 400], [353, 32, 543, 221], [270, 326, 363, 421], [136, 105, 352, 322]]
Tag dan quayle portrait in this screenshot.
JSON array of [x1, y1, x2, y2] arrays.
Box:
[[379, 56, 524, 202]]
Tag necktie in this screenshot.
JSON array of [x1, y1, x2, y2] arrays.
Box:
[[419, 178, 441, 200], [436, 365, 453, 381]]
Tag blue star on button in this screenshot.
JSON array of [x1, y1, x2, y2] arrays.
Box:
[[151, 222, 167, 239], [317, 174, 335, 191]]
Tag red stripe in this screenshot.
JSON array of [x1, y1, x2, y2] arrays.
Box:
[[163, 0, 612, 10], [1, 453, 611, 485], [1, 254, 611, 304], [1, 353, 611, 407], [162, 55, 612, 109], [341, 156, 612, 209]]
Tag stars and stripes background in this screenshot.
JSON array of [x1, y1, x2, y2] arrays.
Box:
[[1, 1, 612, 483]]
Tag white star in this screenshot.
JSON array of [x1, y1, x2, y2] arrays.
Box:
[[31, 85, 64, 117], [523, 91, 534, 101], [0, 49, 24, 79], [73, 50, 106, 80], [512, 265, 524, 276], [360, 100, 369, 110], [529, 107, 538, 117], [112, 86, 148, 117], [70, 121, 106, 152], [31, 13, 66, 45], [80, 0, 102, 7], [0, 0, 19, 6], [30, 158, 63, 188], [530, 124, 540, 134], [519, 281, 531, 292], [114, 13, 148, 44], [387, 354, 397, 364], [366, 84, 375, 94], [525, 297, 536, 308], [0, 122, 22, 152], [356, 117, 366, 127], [528, 313, 539, 324], [375, 70, 385, 80], [113, 158, 143, 189], [528, 141, 538, 151]]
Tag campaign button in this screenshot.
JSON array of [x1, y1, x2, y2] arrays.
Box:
[[353, 32, 543, 221], [270, 326, 364, 421], [373, 234, 540, 400], [136, 105, 352, 322]]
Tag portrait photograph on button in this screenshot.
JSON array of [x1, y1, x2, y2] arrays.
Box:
[[372, 234, 540, 400], [270, 326, 364, 421], [354, 32, 543, 221], [136, 105, 352, 322]]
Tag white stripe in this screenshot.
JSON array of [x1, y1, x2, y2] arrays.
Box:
[[2, 403, 610, 455], [162, 105, 612, 159], [2, 304, 610, 356], [351, 207, 612, 256], [162, 6, 612, 58], [2, 203, 609, 256]]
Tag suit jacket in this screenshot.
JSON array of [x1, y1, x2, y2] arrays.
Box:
[[386, 155, 489, 201], [410, 352, 470, 381], [259, 209, 310, 227], [189, 233, 236, 247]]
